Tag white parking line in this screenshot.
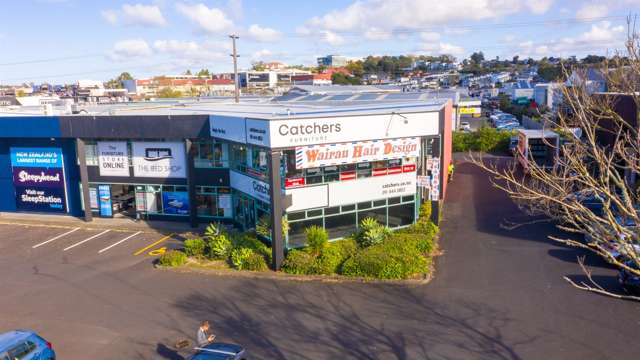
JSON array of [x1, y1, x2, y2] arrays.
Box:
[[63, 230, 111, 251], [33, 228, 80, 249], [98, 231, 141, 254]]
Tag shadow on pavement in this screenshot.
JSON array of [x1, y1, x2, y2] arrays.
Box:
[[156, 343, 185, 360], [547, 248, 614, 269]]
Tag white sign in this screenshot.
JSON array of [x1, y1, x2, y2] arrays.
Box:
[[209, 115, 247, 143], [132, 142, 186, 178], [230, 170, 270, 203], [295, 137, 420, 169], [97, 141, 129, 177], [328, 172, 416, 207], [285, 184, 329, 212], [417, 175, 431, 188]]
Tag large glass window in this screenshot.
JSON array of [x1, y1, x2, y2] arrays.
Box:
[[85, 141, 98, 165], [388, 203, 416, 228], [194, 140, 229, 168], [325, 213, 357, 239], [357, 206, 387, 226], [288, 218, 323, 248], [196, 186, 231, 218]]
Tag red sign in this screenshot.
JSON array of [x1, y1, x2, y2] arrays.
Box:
[[339, 171, 356, 181], [387, 166, 403, 175], [285, 178, 305, 188], [373, 168, 388, 176], [402, 164, 416, 173]]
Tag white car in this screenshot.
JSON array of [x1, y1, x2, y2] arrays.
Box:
[[459, 122, 471, 131]]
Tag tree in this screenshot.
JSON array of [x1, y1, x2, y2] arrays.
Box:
[[105, 72, 133, 89], [471, 22, 640, 301], [196, 69, 210, 77], [512, 55, 520, 65], [157, 87, 182, 98], [470, 51, 485, 65], [331, 73, 361, 85], [251, 61, 266, 71], [345, 60, 364, 78]]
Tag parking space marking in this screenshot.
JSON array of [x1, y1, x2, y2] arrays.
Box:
[[32, 227, 80, 249], [98, 231, 142, 254], [133, 233, 174, 256], [63, 230, 111, 251]]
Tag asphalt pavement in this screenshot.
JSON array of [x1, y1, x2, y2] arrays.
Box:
[[0, 155, 638, 359]]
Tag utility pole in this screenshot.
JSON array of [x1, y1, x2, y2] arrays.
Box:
[[229, 34, 240, 103]]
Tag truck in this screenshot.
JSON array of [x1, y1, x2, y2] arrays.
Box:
[[516, 129, 560, 171]]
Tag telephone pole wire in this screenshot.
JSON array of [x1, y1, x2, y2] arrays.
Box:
[[229, 34, 240, 103]]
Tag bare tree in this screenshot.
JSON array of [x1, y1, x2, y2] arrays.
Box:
[[471, 19, 640, 300]]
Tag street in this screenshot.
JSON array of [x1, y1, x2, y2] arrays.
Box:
[[0, 156, 638, 359]]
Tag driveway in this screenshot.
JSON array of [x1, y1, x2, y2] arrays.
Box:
[[0, 156, 637, 359]]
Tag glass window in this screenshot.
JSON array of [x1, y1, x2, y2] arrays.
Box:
[[402, 195, 415, 203], [283, 150, 304, 179], [388, 196, 401, 205], [341, 204, 356, 212], [357, 162, 371, 178], [357, 201, 372, 210], [357, 206, 387, 226], [288, 218, 323, 248], [325, 213, 357, 239], [388, 203, 416, 228], [305, 167, 323, 184], [287, 211, 305, 221], [388, 158, 402, 167], [306, 209, 323, 218], [339, 163, 356, 172], [323, 165, 339, 182], [324, 206, 340, 216], [373, 199, 387, 207], [85, 142, 98, 166], [230, 144, 248, 172]]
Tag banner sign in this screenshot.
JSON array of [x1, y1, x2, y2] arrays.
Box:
[[132, 142, 186, 178], [98, 185, 113, 217], [162, 191, 190, 215], [295, 137, 420, 169], [230, 170, 270, 203], [97, 141, 129, 177], [10, 147, 67, 213]]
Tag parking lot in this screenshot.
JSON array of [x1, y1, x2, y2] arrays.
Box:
[[1, 156, 639, 359]]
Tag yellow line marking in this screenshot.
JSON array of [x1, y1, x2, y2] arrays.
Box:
[[133, 233, 174, 256], [148, 247, 167, 256]]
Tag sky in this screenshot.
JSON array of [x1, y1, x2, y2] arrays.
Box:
[[0, 0, 639, 84]]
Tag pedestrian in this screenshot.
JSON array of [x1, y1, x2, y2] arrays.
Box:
[[196, 320, 216, 347], [448, 162, 455, 181]]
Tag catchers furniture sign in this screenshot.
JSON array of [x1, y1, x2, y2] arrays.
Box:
[[10, 147, 67, 213], [295, 137, 420, 169]]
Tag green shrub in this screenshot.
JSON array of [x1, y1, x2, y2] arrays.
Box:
[[240, 252, 268, 271], [341, 237, 429, 279], [282, 249, 316, 275], [207, 233, 232, 260], [305, 225, 328, 255], [233, 233, 272, 265], [418, 201, 432, 222], [315, 238, 358, 275], [357, 217, 391, 247], [452, 128, 514, 154], [230, 247, 254, 269], [183, 238, 205, 257], [256, 215, 289, 239], [203, 223, 222, 240], [158, 250, 187, 267]]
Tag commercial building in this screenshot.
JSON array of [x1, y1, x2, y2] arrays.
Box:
[[0, 98, 452, 268], [534, 83, 563, 111], [317, 55, 349, 67]]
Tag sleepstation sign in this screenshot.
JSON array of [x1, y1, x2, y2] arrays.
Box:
[[97, 141, 129, 176], [295, 137, 420, 169], [10, 147, 67, 213], [230, 170, 270, 203], [131, 142, 186, 178]]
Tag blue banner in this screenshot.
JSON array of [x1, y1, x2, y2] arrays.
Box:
[[10, 147, 67, 213], [162, 191, 189, 215], [98, 185, 113, 217], [10, 148, 64, 168]]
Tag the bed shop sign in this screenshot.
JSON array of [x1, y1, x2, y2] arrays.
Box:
[[10, 147, 67, 213], [97, 141, 129, 176], [131, 142, 186, 178]]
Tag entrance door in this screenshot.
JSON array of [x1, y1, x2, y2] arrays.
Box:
[[234, 195, 256, 230]]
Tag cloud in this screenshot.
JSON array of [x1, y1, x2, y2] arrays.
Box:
[[153, 39, 228, 63], [251, 49, 273, 61], [247, 24, 282, 42], [321, 30, 346, 46], [420, 32, 441, 42], [176, 3, 233, 34], [101, 4, 167, 27], [576, 4, 608, 20], [109, 39, 152, 60], [364, 27, 393, 40], [227, 0, 243, 20], [421, 42, 465, 57], [153, 40, 200, 54]]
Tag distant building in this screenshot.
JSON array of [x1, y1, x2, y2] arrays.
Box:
[[317, 55, 348, 67], [534, 83, 562, 111], [123, 76, 235, 97], [567, 68, 607, 94], [500, 80, 535, 100], [263, 62, 287, 71]]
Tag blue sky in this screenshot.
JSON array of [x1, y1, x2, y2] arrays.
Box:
[[0, 0, 638, 84]]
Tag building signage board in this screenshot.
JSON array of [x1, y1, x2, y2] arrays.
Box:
[[131, 142, 186, 178], [97, 141, 129, 177], [162, 191, 190, 215], [10, 147, 67, 213], [209, 115, 247, 143], [230, 170, 270, 203], [98, 184, 113, 217], [294, 137, 420, 169], [245, 118, 271, 147]]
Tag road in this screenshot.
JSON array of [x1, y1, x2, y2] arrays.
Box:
[[0, 156, 638, 359]]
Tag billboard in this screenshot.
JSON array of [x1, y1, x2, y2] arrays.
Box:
[[98, 184, 113, 217], [10, 147, 67, 213], [131, 142, 186, 178], [295, 137, 420, 169], [230, 170, 270, 203], [97, 141, 129, 177], [162, 191, 190, 215]]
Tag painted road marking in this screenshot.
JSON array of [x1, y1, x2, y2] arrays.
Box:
[[63, 230, 111, 251], [33, 227, 80, 249], [98, 231, 142, 254], [148, 247, 167, 256], [133, 233, 174, 256]]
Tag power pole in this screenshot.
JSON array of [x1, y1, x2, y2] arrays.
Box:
[[229, 34, 240, 103]]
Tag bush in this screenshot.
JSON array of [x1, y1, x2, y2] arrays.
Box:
[[418, 201, 432, 221], [240, 252, 268, 271], [230, 248, 254, 269], [357, 217, 391, 247], [341, 239, 429, 279], [233, 233, 272, 265], [207, 233, 232, 260], [158, 250, 187, 267], [453, 128, 514, 153], [282, 249, 316, 275], [183, 238, 205, 257], [314, 238, 358, 275], [305, 225, 328, 255]]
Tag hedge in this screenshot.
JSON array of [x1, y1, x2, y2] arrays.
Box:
[[158, 250, 187, 267], [183, 238, 206, 257], [453, 127, 514, 153]]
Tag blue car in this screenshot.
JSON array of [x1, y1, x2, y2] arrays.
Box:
[[618, 260, 640, 295], [0, 330, 55, 360], [189, 343, 247, 360]]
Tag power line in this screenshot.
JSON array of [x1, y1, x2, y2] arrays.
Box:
[[0, 54, 103, 67]]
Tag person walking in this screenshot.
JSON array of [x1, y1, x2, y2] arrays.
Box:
[[196, 320, 216, 347], [448, 162, 455, 181]]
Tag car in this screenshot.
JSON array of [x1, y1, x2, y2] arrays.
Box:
[[189, 343, 247, 360], [509, 136, 519, 153], [0, 330, 55, 360], [618, 260, 640, 295], [459, 122, 471, 131]]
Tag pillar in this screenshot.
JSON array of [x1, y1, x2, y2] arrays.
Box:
[[185, 139, 198, 228], [268, 149, 285, 270], [75, 138, 93, 222]]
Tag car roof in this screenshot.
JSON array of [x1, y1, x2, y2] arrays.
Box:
[[0, 330, 33, 350], [190, 343, 244, 360]]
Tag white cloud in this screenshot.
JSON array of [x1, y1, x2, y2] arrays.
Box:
[[420, 32, 441, 42], [321, 30, 346, 46], [580, 21, 624, 42], [176, 3, 233, 34], [421, 42, 465, 57], [109, 39, 152, 60], [576, 4, 608, 20], [252, 49, 273, 61], [153, 39, 228, 63], [101, 4, 167, 27], [153, 40, 200, 54], [227, 0, 243, 20], [364, 27, 393, 40], [247, 24, 282, 42], [525, 0, 554, 15]]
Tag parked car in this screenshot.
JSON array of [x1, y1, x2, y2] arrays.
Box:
[[618, 260, 640, 295], [189, 343, 247, 360], [0, 330, 55, 360], [509, 136, 518, 153], [459, 121, 471, 131]]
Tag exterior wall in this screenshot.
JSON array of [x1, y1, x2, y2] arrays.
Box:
[[441, 101, 453, 199]]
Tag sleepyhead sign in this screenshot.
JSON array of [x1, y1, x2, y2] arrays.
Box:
[[295, 137, 420, 169]]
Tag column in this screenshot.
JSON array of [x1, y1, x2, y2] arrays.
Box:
[[185, 139, 198, 228], [268, 149, 284, 270], [75, 138, 93, 222]]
